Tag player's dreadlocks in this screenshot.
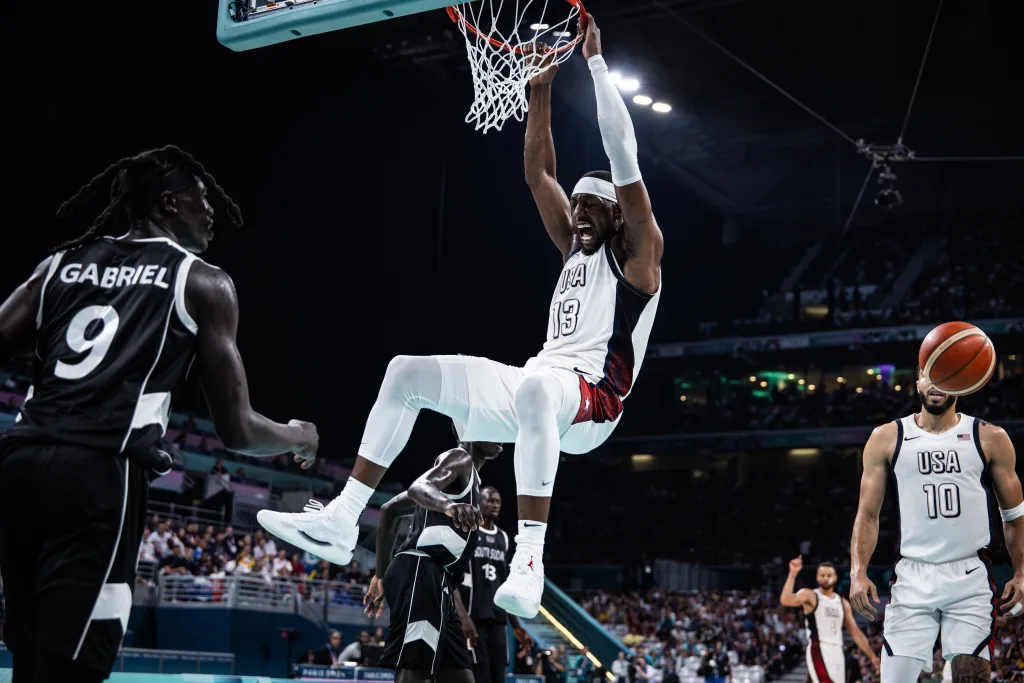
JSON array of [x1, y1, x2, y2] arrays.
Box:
[[52, 145, 243, 253]]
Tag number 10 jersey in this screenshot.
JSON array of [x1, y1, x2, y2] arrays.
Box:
[[892, 413, 994, 564], [11, 236, 200, 453]]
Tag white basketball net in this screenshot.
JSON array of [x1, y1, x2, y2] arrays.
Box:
[[449, 1, 583, 134]]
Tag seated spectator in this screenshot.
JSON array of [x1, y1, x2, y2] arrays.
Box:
[[313, 630, 345, 667]]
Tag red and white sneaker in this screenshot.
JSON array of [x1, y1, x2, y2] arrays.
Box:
[[494, 548, 545, 618]]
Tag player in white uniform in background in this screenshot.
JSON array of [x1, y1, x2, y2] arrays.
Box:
[[257, 14, 663, 619], [780, 556, 878, 683], [850, 370, 1024, 683]]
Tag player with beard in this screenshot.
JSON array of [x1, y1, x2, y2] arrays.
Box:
[[850, 370, 1024, 683], [780, 556, 878, 682]]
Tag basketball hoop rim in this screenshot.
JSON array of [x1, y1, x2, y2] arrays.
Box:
[[446, 0, 587, 56]]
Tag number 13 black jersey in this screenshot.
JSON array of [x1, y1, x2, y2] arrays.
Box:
[[892, 413, 993, 563], [10, 236, 200, 452], [460, 525, 511, 624]]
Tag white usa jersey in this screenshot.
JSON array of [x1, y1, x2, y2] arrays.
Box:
[[806, 589, 844, 647], [524, 242, 660, 418], [892, 413, 993, 564]]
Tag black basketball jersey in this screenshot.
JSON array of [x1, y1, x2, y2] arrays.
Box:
[[9, 236, 201, 452], [396, 464, 480, 576], [459, 524, 510, 624]]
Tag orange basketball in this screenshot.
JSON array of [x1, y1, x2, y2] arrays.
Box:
[[918, 321, 996, 396]]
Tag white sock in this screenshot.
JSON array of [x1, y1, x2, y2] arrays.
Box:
[[329, 477, 374, 521], [516, 520, 547, 559]]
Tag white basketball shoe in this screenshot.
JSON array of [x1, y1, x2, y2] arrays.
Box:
[[494, 547, 545, 618], [257, 499, 359, 566]]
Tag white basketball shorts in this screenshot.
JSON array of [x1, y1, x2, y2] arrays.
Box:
[[436, 355, 620, 455], [806, 641, 844, 683], [883, 555, 997, 670]]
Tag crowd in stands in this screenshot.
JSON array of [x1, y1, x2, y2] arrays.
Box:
[[137, 514, 373, 598], [579, 589, 1024, 683], [582, 588, 806, 682], [663, 372, 1023, 435], [690, 209, 1024, 341]]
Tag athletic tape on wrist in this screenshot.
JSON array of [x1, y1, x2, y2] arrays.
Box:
[[572, 177, 618, 204], [1001, 501, 1024, 523], [1011, 602, 1023, 617]]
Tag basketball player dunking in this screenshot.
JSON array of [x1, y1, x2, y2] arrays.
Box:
[[850, 370, 1024, 683], [363, 433, 503, 683], [0, 146, 318, 683], [780, 556, 878, 683], [258, 14, 663, 618], [453, 486, 531, 683]]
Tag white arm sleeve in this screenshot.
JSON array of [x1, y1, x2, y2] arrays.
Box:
[[588, 55, 642, 187]]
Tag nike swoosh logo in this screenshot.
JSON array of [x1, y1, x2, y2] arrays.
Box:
[[966, 566, 981, 575], [298, 530, 333, 547], [542, 481, 553, 487], [904, 436, 921, 441], [524, 523, 544, 527]]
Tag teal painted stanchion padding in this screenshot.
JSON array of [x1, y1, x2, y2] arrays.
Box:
[[216, 0, 455, 51]]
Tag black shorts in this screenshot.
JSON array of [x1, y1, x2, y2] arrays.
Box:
[[470, 620, 509, 683], [379, 553, 473, 675], [0, 440, 149, 677]]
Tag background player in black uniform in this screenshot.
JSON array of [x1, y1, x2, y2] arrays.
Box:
[[364, 435, 502, 683], [0, 145, 319, 683], [454, 486, 531, 683]]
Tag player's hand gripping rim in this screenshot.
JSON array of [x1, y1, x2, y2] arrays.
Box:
[[849, 574, 880, 621], [444, 502, 483, 532], [363, 576, 386, 618], [1000, 574, 1024, 618]]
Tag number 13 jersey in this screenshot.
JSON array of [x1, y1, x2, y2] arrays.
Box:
[[524, 242, 661, 410], [11, 236, 201, 452], [892, 413, 994, 564]]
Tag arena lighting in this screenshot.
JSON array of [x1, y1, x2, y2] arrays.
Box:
[[876, 374, 882, 381], [633, 94, 653, 106], [867, 368, 875, 375], [808, 384, 816, 391], [790, 448, 820, 456], [652, 102, 672, 113], [632, 454, 654, 464], [608, 71, 622, 85], [618, 78, 640, 92], [895, 384, 902, 391], [787, 373, 795, 380], [537, 606, 605, 671], [553, 30, 572, 37], [749, 376, 757, 382], [837, 376, 846, 383], [797, 378, 805, 385], [759, 380, 768, 388], [528, 22, 549, 29], [679, 395, 687, 402], [856, 387, 864, 393]]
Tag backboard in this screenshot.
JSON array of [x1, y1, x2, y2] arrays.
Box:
[[216, 0, 453, 52]]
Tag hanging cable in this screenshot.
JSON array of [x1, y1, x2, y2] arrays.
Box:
[[898, 0, 944, 143], [913, 155, 1024, 162], [649, 0, 860, 149]]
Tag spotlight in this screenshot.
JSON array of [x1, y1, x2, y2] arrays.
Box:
[[552, 30, 572, 37], [633, 95, 653, 106], [529, 23, 550, 30], [651, 102, 672, 113], [759, 381, 768, 388], [608, 72, 622, 85], [618, 78, 640, 92]]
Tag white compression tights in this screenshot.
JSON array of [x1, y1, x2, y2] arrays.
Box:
[[881, 651, 926, 683], [356, 356, 562, 497]]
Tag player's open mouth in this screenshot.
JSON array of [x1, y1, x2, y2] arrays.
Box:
[[577, 222, 594, 244]]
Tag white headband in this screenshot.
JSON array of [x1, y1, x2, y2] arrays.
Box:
[[572, 177, 618, 204]]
